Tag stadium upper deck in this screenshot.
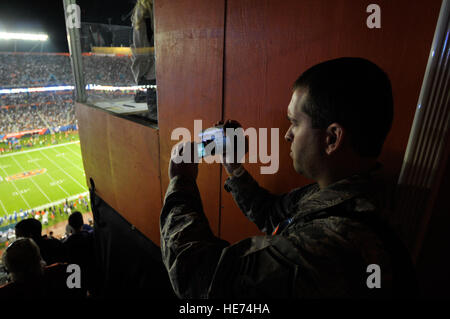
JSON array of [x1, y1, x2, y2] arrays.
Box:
[[0, 52, 138, 136], [0, 52, 134, 88]]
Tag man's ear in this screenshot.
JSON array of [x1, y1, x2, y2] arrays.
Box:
[[325, 123, 344, 155]]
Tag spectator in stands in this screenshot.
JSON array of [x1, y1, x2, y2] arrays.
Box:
[[15, 219, 66, 265], [0, 237, 84, 299], [63, 211, 96, 296], [130, 0, 158, 121]]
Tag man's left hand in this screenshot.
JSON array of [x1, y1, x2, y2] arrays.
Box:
[[169, 141, 199, 181]]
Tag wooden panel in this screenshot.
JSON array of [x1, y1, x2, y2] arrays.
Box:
[[220, 0, 442, 243], [75, 103, 162, 244], [155, 0, 226, 236]]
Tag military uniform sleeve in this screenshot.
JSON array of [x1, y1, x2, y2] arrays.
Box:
[[224, 170, 315, 234], [160, 175, 229, 299], [207, 219, 379, 299]]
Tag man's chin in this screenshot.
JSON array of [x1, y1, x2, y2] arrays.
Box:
[[292, 162, 302, 175]]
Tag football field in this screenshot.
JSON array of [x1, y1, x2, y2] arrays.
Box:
[[0, 141, 88, 217]]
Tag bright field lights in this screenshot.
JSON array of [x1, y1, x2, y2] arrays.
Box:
[[0, 32, 49, 41]]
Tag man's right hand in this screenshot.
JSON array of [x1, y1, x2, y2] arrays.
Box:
[[214, 120, 248, 176]]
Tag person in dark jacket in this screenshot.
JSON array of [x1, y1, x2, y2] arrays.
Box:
[[131, 0, 157, 121], [63, 211, 95, 296], [15, 218, 65, 265], [0, 237, 83, 299], [160, 57, 417, 299]]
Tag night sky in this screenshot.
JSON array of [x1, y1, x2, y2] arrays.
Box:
[[0, 0, 137, 52]]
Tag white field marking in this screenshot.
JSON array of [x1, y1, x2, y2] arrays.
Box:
[[0, 164, 31, 209], [64, 144, 82, 159], [30, 191, 89, 213], [24, 152, 70, 197], [38, 150, 87, 191], [27, 158, 41, 163], [51, 147, 84, 173], [0, 199, 8, 215], [11, 156, 52, 202], [0, 141, 80, 158]]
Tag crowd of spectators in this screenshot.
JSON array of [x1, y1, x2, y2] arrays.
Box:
[[0, 92, 75, 135], [83, 55, 134, 86], [0, 211, 96, 298], [0, 52, 139, 136], [0, 53, 134, 88], [0, 54, 72, 87]]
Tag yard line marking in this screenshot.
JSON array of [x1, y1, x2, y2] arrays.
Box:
[[64, 145, 82, 159], [39, 150, 87, 191], [11, 156, 52, 202], [0, 141, 79, 158], [51, 148, 84, 173], [0, 164, 31, 209], [0, 199, 8, 215], [24, 153, 70, 197]]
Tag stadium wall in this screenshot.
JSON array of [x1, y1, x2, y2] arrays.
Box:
[[75, 103, 162, 244]]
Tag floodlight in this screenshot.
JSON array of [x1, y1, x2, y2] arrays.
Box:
[[0, 32, 49, 41]]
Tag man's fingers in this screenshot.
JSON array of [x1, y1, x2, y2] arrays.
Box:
[[173, 141, 199, 163], [178, 143, 184, 156]]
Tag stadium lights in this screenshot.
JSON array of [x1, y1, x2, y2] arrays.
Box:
[[0, 86, 74, 95], [0, 32, 49, 41]]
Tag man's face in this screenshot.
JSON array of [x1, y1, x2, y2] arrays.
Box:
[[285, 88, 324, 179]]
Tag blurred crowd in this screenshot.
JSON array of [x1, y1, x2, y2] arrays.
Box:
[[0, 53, 134, 88], [0, 93, 75, 135]]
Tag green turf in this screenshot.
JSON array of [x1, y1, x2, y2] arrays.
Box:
[[0, 139, 88, 218]]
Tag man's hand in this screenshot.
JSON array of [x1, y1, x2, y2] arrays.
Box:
[[214, 120, 249, 175], [169, 142, 199, 181]]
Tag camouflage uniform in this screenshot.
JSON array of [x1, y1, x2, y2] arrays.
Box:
[[160, 164, 416, 298]]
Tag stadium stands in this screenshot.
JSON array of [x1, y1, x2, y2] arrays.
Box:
[[0, 53, 136, 136], [0, 93, 74, 135], [0, 53, 134, 88]]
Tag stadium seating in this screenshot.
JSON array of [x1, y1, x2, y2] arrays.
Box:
[[0, 53, 136, 136], [0, 53, 134, 88]]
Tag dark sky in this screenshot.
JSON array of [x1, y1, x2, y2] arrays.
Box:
[[0, 0, 136, 52]]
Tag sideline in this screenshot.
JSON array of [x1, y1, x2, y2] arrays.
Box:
[[0, 141, 80, 158], [30, 191, 90, 212]]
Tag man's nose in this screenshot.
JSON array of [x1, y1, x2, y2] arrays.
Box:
[[284, 129, 292, 142]]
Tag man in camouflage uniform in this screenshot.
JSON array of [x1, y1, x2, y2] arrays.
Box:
[[160, 57, 417, 298]]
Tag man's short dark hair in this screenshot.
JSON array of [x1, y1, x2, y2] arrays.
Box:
[[68, 211, 83, 230], [15, 219, 42, 240], [293, 57, 393, 158]]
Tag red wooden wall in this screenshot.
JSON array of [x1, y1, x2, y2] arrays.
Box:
[[155, 0, 226, 236]]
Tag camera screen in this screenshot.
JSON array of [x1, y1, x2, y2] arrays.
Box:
[[198, 126, 226, 158]]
